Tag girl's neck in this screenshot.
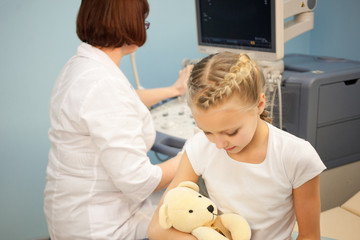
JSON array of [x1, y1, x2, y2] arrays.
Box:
[[228, 120, 269, 164]]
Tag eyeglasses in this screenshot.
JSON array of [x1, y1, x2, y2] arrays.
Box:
[[145, 21, 150, 30]]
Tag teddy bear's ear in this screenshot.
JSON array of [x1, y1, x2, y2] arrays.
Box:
[[159, 203, 172, 229], [178, 181, 199, 192]]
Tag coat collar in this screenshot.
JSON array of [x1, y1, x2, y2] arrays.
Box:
[[76, 42, 120, 73]]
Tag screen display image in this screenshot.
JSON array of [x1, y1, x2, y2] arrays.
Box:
[[196, 0, 283, 61]]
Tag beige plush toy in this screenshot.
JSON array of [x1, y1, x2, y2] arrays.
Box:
[[159, 181, 251, 240]]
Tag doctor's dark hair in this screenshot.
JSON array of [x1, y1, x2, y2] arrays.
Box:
[[187, 52, 271, 123], [76, 0, 149, 48]]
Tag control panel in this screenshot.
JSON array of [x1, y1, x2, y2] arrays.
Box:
[[151, 97, 197, 140], [150, 97, 198, 157]]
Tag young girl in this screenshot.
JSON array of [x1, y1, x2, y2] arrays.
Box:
[[148, 52, 326, 240]]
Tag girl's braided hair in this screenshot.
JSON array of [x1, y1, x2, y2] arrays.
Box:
[[187, 51, 271, 122]]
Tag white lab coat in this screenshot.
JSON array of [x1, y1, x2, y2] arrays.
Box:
[[44, 43, 162, 240]]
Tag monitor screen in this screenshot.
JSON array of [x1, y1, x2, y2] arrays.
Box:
[[195, 0, 284, 61]]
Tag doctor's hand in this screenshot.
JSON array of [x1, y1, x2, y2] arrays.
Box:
[[171, 65, 194, 96], [135, 65, 193, 108]]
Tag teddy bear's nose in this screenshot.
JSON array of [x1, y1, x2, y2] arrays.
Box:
[[207, 205, 214, 213]]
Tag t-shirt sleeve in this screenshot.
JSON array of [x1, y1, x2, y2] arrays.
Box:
[[286, 141, 326, 189], [185, 132, 208, 176]]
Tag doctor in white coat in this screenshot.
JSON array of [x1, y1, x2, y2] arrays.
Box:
[[43, 0, 192, 239]]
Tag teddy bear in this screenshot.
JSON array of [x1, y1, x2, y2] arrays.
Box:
[[159, 181, 251, 240]]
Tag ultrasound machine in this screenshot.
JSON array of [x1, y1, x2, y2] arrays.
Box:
[[133, 0, 360, 170]]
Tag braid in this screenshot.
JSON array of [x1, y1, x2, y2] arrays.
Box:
[[187, 51, 272, 123], [260, 109, 272, 123]]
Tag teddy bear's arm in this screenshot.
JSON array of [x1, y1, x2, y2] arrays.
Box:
[[219, 214, 251, 240], [192, 226, 229, 240]]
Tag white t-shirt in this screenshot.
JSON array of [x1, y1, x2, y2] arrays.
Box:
[[186, 122, 326, 240], [44, 43, 162, 240]]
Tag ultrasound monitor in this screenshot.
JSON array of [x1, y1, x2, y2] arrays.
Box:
[[195, 0, 284, 61]]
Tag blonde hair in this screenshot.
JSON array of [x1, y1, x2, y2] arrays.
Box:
[[187, 52, 271, 122]]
